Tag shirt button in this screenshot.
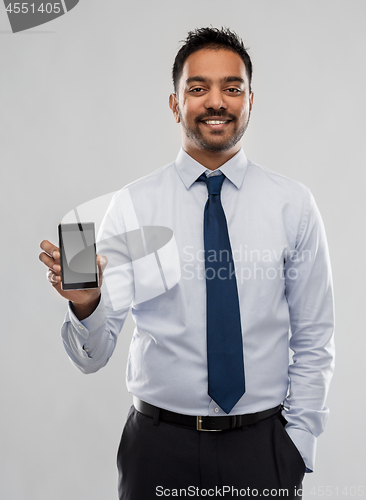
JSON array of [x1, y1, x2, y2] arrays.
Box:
[[84, 347, 89, 352], [214, 407, 219, 413], [78, 325, 84, 330]]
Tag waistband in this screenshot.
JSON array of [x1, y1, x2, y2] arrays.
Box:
[[133, 396, 282, 431]]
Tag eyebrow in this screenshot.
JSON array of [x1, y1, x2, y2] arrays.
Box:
[[185, 76, 246, 85]]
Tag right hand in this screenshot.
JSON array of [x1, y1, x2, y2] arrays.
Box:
[[39, 240, 108, 317]]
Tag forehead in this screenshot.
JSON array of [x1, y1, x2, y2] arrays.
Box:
[[180, 48, 248, 86]]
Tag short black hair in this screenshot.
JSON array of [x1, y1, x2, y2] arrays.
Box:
[[172, 27, 253, 94]]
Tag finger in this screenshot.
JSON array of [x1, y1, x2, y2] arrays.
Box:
[[96, 255, 108, 287], [40, 240, 60, 259], [47, 269, 61, 285], [97, 254, 108, 273], [39, 252, 61, 271], [39, 252, 56, 268]]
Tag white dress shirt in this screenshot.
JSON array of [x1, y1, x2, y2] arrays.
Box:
[[61, 147, 335, 473]]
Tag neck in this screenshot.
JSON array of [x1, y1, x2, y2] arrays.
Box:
[[183, 143, 241, 170]]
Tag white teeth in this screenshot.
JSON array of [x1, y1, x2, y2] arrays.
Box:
[[204, 120, 227, 125]]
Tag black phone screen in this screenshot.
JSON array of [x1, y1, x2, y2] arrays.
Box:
[[58, 222, 99, 290]]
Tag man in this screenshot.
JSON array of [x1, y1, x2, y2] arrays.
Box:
[[39, 27, 335, 499]]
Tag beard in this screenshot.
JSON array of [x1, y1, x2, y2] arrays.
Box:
[[179, 110, 251, 153]]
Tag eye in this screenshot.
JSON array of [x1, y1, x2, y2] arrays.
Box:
[[189, 87, 205, 93], [226, 88, 241, 93]]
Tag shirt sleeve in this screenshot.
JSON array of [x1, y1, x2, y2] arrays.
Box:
[[283, 189, 335, 472], [60, 190, 134, 374]]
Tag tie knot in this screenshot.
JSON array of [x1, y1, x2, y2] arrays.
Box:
[[197, 173, 225, 196]]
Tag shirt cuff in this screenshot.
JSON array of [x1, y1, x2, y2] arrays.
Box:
[[285, 425, 316, 473], [62, 295, 107, 358]]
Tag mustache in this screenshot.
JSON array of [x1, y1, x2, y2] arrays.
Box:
[[195, 112, 236, 123]]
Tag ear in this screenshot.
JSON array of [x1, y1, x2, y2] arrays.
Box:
[[169, 93, 180, 123], [249, 91, 254, 111]]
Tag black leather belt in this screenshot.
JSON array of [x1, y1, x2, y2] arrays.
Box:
[[133, 396, 281, 431]]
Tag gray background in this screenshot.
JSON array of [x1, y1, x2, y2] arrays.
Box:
[[1, 1, 365, 499]]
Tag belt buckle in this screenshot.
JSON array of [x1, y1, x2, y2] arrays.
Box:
[[196, 416, 222, 431]]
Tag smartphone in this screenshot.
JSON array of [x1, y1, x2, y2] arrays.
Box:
[[58, 222, 99, 290]]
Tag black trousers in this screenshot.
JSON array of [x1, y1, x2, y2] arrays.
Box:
[[117, 405, 305, 499]]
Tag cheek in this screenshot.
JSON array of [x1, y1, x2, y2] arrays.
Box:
[[181, 102, 200, 122], [237, 103, 250, 120]]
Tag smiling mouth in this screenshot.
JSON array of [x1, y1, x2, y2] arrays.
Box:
[[203, 120, 230, 125], [200, 119, 232, 130]]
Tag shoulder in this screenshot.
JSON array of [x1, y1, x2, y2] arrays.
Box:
[[122, 161, 176, 194], [246, 159, 314, 218], [247, 159, 312, 200], [245, 159, 319, 247], [105, 160, 177, 223]]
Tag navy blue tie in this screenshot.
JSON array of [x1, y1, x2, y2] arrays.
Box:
[[197, 173, 245, 414]]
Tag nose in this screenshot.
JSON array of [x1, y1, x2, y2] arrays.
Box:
[[204, 87, 227, 111]]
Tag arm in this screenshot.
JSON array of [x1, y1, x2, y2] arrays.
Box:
[[40, 191, 134, 374], [61, 191, 135, 374], [283, 190, 335, 472]]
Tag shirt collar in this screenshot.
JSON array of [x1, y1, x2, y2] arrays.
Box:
[[174, 147, 248, 190]]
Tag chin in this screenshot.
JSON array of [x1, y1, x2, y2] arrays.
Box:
[[199, 136, 240, 153], [199, 143, 236, 153]]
